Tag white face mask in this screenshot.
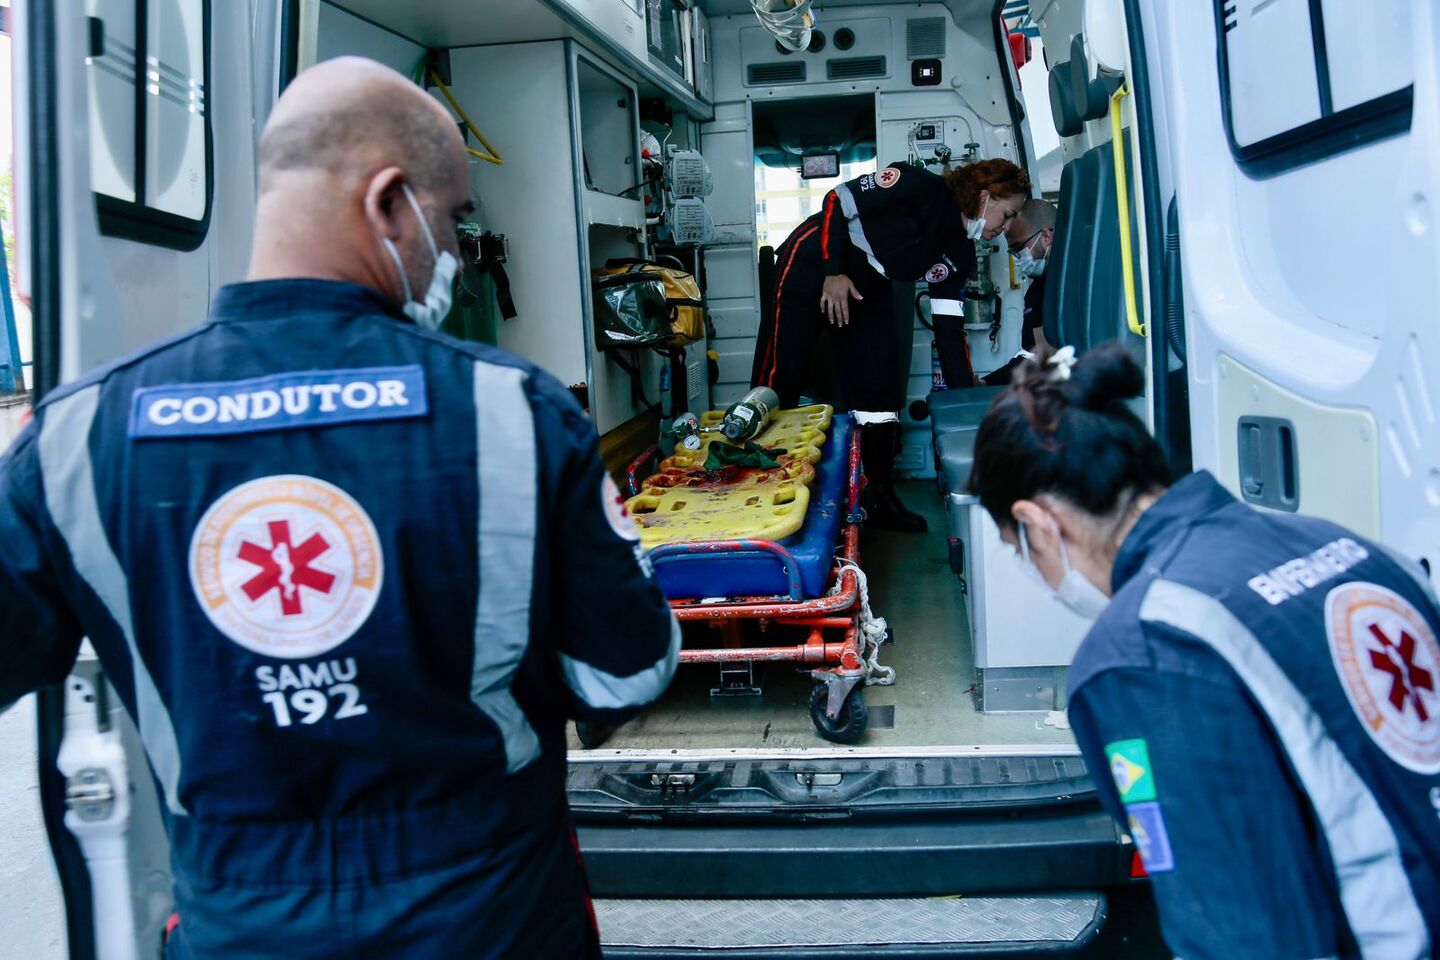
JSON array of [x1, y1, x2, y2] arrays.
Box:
[[1018, 516, 1110, 620], [379, 183, 457, 331], [965, 196, 989, 241], [1014, 247, 1046, 278]]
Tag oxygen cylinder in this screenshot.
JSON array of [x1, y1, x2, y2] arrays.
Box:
[[719, 386, 779, 442]]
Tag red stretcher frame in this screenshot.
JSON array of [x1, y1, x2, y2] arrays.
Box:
[[624, 428, 870, 720]]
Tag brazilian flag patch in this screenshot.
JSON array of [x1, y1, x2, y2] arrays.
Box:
[[1105, 738, 1157, 804]]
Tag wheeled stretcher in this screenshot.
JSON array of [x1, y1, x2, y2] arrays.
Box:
[[622, 412, 893, 743]]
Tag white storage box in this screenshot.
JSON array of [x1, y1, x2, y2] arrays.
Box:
[[946, 491, 1092, 712]]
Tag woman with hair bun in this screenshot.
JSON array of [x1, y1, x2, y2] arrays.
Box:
[[751, 157, 1031, 532], [968, 343, 1440, 957]]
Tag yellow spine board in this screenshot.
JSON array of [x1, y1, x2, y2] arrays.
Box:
[[627, 481, 811, 547], [642, 458, 816, 492], [629, 404, 832, 548], [677, 403, 833, 467]]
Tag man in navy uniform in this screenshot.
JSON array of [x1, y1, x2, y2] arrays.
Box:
[[0, 58, 678, 958]]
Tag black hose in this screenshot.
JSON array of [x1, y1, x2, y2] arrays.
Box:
[[913, 291, 933, 331]]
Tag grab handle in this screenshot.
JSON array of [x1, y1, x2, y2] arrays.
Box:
[[1110, 83, 1146, 338]]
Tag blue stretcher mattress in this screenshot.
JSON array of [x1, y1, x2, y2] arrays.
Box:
[[650, 415, 853, 601]]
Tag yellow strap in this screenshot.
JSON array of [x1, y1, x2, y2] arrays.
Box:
[[428, 67, 504, 166], [1109, 82, 1145, 337]]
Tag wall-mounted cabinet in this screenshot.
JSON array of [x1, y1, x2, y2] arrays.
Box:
[[445, 40, 662, 437]]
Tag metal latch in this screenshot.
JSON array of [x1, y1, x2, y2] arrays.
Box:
[[649, 773, 695, 800], [796, 772, 843, 787], [65, 768, 116, 822]]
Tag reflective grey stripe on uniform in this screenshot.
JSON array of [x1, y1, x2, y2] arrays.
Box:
[[1139, 579, 1429, 958], [471, 362, 542, 773], [929, 298, 963, 316], [833, 183, 888, 277], [1379, 543, 1440, 608], [38, 385, 187, 815], [559, 613, 681, 710]]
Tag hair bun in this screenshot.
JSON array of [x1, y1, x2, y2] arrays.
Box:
[[1067, 342, 1144, 412]]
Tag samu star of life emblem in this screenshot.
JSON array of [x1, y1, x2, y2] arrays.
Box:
[[875, 166, 902, 188], [189, 475, 383, 659], [1326, 581, 1440, 773]]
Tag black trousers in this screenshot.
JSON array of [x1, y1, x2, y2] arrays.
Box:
[[751, 220, 905, 416]]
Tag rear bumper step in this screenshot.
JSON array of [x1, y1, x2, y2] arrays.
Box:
[[597, 893, 1104, 957], [579, 811, 1127, 897]]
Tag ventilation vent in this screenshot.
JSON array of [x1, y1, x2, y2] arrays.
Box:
[[906, 17, 947, 59], [747, 61, 807, 86], [827, 56, 888, 80]]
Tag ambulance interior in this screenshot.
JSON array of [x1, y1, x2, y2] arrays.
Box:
[[295, 0, 1159, 765]]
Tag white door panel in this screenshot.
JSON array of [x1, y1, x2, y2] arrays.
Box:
[[16, 0, 265, 955], [1142, 0, 1440, 566]]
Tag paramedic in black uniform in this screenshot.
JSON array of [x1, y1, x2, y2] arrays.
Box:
[[750, 158, 1031, 532], [985, 198, 1057, 386]]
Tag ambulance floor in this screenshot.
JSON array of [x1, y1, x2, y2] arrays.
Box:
[[568, 482, 1078, 753]]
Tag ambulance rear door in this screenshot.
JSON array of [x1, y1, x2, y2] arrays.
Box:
[[1135, 0, 1435, 563], [14, 0, 282, 954]]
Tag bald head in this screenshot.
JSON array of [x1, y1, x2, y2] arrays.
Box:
[[259, 57, 466, 194], [248, 57, 473, 310]]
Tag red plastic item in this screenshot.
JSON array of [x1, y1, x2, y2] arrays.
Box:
[[1008, 32, 1031, 74], [1130, 849, 1149, 879]]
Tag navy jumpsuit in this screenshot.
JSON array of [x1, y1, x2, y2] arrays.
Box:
[[1069, 471, 1440, 958], [0, 280, 680, 958]]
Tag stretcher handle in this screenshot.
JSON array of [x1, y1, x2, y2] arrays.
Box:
[[625, 444, 663, 497], [648, 538, 806, 602], [846, 422, 864, 515]]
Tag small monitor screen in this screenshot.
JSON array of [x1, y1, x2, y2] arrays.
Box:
[[800, 153, 840, 179]]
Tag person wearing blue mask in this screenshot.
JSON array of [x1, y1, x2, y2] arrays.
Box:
[[984, 199, 1057, 386], [0, 57, 679, 958], [967, 343, 1440, 958]]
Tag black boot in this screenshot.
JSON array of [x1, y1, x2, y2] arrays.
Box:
[[866, 483, 928, 533], [859, 421, 928, 533]]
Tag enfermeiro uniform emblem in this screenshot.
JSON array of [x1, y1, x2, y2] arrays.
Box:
[[1326, 581, 1440, 773], [875, 166, 902, 188], [190, 475, 383, 658], [925, 263, 950, 283]]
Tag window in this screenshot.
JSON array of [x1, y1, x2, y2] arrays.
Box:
[[753, 157, 878, 251], [87, 0, 212, 249], [1217, 0, 1412, 176]]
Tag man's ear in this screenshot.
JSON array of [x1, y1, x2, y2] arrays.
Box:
[[362, 166, 407, 241]]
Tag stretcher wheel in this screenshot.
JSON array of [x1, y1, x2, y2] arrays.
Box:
[[574, 721, 616, 749], [809, 683, 867, 744]]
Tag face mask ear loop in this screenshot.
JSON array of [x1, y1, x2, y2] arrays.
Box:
[[381, 237, 414, 306], [401, 183, 440, 263], [1043, 512, 1076, 577]]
